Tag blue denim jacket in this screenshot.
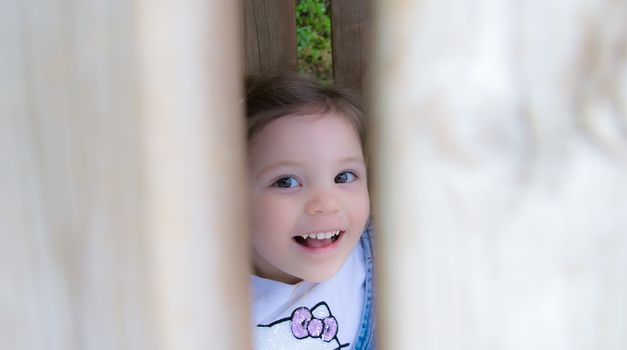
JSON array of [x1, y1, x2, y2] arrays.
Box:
[[352, 221, 375, 350]]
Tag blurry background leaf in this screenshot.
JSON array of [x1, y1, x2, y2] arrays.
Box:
[[296, 0, 332, 83]]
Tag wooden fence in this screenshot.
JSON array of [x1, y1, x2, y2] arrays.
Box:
[[243, 0, 367, 89], [2, 0, 626, 349]]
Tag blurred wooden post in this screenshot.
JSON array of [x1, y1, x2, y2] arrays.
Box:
[[331, 0, 368, 89], [242, 0, 297, 75], [371, 1, 627, 349], [1, 0, 250, 349], [138, 0, 250, 349], [1, 0, 154, 348]]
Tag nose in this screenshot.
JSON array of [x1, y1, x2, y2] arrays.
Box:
[[305, 192, 340, 216]]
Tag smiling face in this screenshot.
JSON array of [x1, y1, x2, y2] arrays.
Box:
[[248, 111, 370, 284]]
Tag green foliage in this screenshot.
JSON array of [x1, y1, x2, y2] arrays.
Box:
[[296, 0, 332, 83]]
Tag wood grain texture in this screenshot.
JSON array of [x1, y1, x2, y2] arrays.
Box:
[[331, 0, 368, 89], [1, 0, 250, 349], [242, 0, 297, 75], [370, 0, 627, 349], [0, 0, 153, 349], [137, 0, 250, 349]]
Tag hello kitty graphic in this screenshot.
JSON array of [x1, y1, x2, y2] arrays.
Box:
[[254, 302, 350, 350]]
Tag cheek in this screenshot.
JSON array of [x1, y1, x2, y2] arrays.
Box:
[[250, 194, 297, 236], [350, 187, 371, 222]]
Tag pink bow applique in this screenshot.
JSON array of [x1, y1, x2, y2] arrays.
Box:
[[290, 306, 338, 342]]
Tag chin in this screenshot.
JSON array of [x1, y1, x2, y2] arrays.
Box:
[[299, 264, 342, 283]]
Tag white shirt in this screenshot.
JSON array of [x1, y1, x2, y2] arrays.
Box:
[[251, 243, 365, 350]]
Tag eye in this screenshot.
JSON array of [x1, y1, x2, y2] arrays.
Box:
[[272, 176, 301, 189], [334, 171, 358, 184]]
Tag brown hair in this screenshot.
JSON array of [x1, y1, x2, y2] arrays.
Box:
[[244, 73, 367, 158]]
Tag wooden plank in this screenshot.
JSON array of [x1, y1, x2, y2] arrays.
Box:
[[242, 0, 297, 75], [1, 0, 250, 349], [331, 0, 368, 89], [137, 0, 250, 349], [370, 1, 627, 349], [1, 0, 154, 348]]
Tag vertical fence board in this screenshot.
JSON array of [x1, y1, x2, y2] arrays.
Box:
[[1, 0, 250, 349], [1, 0, 154, 349], [242, 0, 297, 75], [331, 0, 368, 89], [138, 0, 250, 349], [371, 1, 627, 349]]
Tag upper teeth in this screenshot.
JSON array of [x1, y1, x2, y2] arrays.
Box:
[[300, 230, 340, 240]]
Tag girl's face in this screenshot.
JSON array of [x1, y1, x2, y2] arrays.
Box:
[[248, 112, 370, 284]]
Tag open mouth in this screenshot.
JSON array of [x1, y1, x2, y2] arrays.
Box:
[[293, 230, 344, 249]]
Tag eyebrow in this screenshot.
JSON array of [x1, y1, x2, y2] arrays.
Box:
[[255, 161, 304, 178], [255, 157, 365, 178], [338, 156, 366, 165]]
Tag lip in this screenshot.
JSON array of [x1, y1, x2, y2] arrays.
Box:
[[292, 230, 346, 254]]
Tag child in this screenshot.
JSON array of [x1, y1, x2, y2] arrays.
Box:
[[245, 73, 375, 350]]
